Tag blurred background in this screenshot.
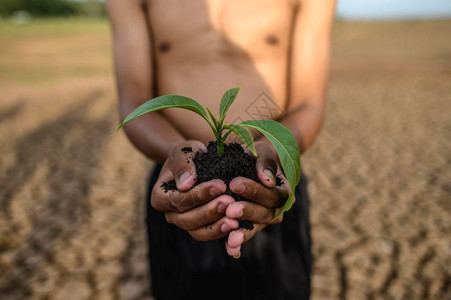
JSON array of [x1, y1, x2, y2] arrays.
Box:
[[0, 0, 450, 299]]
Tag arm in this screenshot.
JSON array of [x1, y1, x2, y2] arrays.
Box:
[[107, 0, 239, 241], [107, 0, 185, 164], [225, 0, 336, 257], [279, 0, 336, 153]]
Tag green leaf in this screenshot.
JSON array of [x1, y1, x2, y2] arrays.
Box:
[[219, 85, 241, 124], [116, 95, 208, 131], [206, 107, 220, 131], [240, 120, 301, 218], [223, 124, 257, 156]]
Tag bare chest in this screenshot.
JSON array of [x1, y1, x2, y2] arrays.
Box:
[[146, 0, 296, 58]]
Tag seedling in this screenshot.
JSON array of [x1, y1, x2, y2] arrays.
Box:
[[117, 86, 301, 217]]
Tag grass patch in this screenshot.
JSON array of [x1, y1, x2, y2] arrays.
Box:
[[0, 17, 109, 36], [0, 17, 112, 89]]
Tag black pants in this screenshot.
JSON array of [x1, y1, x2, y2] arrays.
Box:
[[146, 165, 312, 300]]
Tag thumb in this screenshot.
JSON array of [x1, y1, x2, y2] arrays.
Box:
[[255, 143, 278, 188], [170, 141, 205, 191]]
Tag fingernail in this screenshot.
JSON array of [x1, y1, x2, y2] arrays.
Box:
[[220, 223, 231, 233], [178, 172, 192, 185], [209, 187, 222, 197], [233, 252, 241, 259], [263, 169, 275, 181], [236, 207, 244, 218], [217, 203, 226, 214], [235, 183, 246, 194]]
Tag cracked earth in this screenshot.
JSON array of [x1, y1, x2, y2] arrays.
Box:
[[0, 21, 450, 299]]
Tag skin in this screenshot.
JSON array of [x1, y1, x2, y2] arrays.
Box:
[[107, 0, 336, 258]]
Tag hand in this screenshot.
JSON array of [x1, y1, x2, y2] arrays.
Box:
[[151, 140, 239, 241], [225, 141, 292, 258]]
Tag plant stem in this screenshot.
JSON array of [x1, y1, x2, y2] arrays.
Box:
[[216, 129, 224, 155]]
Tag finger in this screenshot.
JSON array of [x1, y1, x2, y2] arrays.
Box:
[[165, 195, 235, 230], [188, 217, 239, 242], [169, 141, 206, 192], [225, 231, 243, 258], [156, 161, 176, 184], [151, 179, 226, 213], [229, 177, 290, 208], [226, 230, 244, 248], [254, 142, 279, 188], [240, 143, 277, 188], [226, 245, 241, 258], [225, 201, 284, 224], [225, 223, 267, 258]]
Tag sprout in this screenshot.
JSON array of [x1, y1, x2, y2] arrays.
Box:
[[117, 86, 301, 217]]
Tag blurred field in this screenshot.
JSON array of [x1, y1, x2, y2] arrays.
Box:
[[0, 18, 450, 299]]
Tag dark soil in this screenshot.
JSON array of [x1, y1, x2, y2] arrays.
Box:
[[194, 142, 259, 187], [181, 146, 192, 154], [163, 141, 261, 230], [161, 180, 177, 193]]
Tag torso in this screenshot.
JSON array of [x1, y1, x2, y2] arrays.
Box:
[[145, 0, 297, 143]]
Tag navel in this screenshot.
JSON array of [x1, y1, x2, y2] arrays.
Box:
[[265, 35, 279, 46], [159, 41, 171, 53]]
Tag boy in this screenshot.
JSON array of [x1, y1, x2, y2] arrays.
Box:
[[107, 0, 335, 298]]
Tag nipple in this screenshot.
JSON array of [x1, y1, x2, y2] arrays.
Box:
[[159, 41, 171, 53], [265, 35, 279, 46]]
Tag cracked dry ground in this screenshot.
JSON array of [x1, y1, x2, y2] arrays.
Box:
[[0, 21, 450, 299]]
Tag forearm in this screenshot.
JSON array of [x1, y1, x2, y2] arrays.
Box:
[[278, 103, 324, 154], [107, 0, 186, 163], [255, 101, 324, 156], [285, 32, 330, 154], [274, 0, 335, 154]]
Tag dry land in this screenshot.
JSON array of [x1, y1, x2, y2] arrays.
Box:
[[0, 18, 450, 299]]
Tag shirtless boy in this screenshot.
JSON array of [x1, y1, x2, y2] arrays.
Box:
[[107, 0, 335, 298]]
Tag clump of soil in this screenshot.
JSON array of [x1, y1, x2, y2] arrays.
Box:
[[161, 180, 177, 193], [194, 142, 259, 187], [162, 141, 260, 230], [196, 142, 259, 230], [181, 146, 192, 154]]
